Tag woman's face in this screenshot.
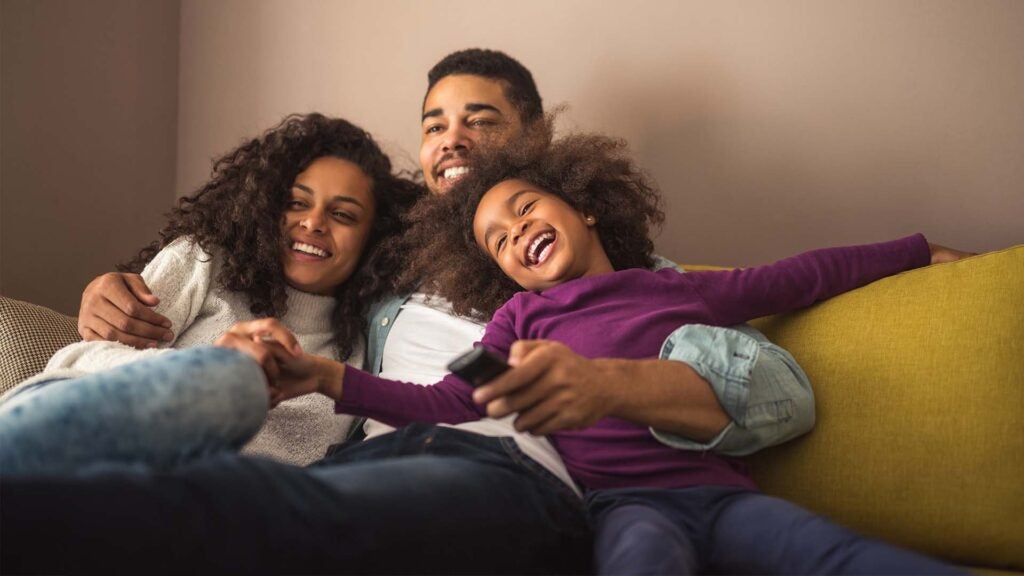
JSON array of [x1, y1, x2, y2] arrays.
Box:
[[472, 178, 613, 292], [281, 156, 375, 295]]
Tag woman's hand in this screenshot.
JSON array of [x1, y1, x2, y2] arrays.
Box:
[[928, 242, 977, 264], [214, 318, 303, 384], [214, 318, 344, 406]]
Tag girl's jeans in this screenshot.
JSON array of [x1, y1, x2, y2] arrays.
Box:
[[587, 485, 964, 575]]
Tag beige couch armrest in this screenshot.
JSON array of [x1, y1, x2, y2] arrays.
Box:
[[0, 296, 82, 395]]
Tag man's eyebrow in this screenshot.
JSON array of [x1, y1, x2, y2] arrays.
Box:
[[482, 189, 532, 249], [422, 102, 504, 122], [292, 183, 366, 208]]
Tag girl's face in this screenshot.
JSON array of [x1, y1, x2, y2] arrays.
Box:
[[472, 179, 614, 292], [281, 156, 375, 295]]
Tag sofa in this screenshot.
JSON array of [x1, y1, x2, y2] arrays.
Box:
[[1, 244, 1021, 574]]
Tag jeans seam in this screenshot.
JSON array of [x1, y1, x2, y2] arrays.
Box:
[[497, 436, 581, 501]]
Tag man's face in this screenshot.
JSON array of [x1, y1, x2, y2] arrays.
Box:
[[420, 74, 523, 195]]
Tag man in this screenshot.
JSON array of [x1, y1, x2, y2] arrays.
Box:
[[3, 49, 812, 574]]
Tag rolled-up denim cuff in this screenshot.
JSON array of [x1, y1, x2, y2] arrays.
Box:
[[658, 324, 759, 421], [649, 324, 759, 452]]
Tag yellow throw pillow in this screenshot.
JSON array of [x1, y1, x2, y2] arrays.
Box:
[[744, 245, 1023, 571]]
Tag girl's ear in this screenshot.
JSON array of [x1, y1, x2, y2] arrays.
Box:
[[584, 215, 597, 226]]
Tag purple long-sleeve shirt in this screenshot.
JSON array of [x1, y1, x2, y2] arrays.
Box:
[[339, 234, 930, 491]]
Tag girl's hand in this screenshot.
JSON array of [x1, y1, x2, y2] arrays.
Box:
[[270, 353, 346, 407], [928, 243, 977, 264]]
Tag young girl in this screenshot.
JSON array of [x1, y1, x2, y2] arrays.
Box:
[[260, 131, 965, 574], [0, 113, 421, 474]]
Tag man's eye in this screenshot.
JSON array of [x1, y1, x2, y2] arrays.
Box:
[[425, 124, 443, 134], [470, 119, 496, 128]]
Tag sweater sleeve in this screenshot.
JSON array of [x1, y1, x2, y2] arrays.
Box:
[[334, 301, 520, 428], [42, 238, 214, 375], [683, 234, 931, 326]]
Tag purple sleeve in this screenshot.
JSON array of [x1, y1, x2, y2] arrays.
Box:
[[683, 234, 931, 326], [334, 302, 520, 428]]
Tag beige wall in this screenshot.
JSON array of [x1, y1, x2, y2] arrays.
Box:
[[177, 0, 1023, 267], [3, 1, 1021, 316], [176, 0, 1024, 264], [1, 0, 180, 314]]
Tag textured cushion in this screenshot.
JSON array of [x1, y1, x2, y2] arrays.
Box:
[[0, 296, 81, 395], [744, 245, 1024, 572]]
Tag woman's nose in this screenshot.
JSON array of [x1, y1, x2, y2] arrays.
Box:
[[301, 210, 326, 233]]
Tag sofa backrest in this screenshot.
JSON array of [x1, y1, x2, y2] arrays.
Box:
[[0, 296, 81, 395], [745, 245, 1023, 572]]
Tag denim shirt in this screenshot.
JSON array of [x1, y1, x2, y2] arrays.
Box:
[[361, 257, 814, 456]]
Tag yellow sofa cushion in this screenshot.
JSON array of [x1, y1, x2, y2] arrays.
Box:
[[743, 245, 1023, 571]]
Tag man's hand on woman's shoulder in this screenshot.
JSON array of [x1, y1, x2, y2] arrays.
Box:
[[78, 272, 173, 348]]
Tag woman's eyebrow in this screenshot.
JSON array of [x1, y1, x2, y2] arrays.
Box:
[[292, 184, 366, 208]]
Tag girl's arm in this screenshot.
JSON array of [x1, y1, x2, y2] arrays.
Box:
[[261, 303, 521, 429], [686, 234, 932, 327]]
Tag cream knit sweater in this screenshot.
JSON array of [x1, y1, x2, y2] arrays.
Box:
[[12, 237, 359, 466]]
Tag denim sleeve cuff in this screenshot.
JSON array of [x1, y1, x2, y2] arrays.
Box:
[[650, 324, 760, 451]]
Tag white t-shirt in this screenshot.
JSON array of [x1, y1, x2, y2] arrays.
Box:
[[366, 293, 579, 494]]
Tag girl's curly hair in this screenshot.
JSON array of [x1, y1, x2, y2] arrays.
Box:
[[120, 113, 424, 361], [391, 122, 665, 321]]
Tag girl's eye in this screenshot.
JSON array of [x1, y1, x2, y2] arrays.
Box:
[[496, 235, 507, 253], [519, 200, 536, 216]]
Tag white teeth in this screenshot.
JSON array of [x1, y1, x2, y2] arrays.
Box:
[[292, 242, 329, 258], [527, 232, 555, 265], [442, 166, 470, 180]]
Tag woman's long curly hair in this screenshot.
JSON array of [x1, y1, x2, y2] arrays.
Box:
[[120, 113, 424, 360], [391, 122, 665, 321]]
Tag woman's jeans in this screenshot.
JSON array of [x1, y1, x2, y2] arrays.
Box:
[[0, 347, 268, 475], [587, 486, 963, 575], [1, 424, 591, 574]]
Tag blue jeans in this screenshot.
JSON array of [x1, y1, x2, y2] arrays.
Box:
[[0, 424, 592, 574], [587, 486, 963, 575], [0, 347, 268, 475]]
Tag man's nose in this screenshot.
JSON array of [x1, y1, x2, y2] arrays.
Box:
[[442, 124, 471, 152]]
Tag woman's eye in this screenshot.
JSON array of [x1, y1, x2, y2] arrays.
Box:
[[333, 211, 355, 222], [287, 200, 305, 210]]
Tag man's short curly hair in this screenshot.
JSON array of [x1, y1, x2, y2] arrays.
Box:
[[121, 113, 423, 361], [394, 124, 665, 321], [425, 48, 543, 124]]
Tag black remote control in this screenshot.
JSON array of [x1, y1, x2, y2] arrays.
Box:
[[447, 347, 510, 387]]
